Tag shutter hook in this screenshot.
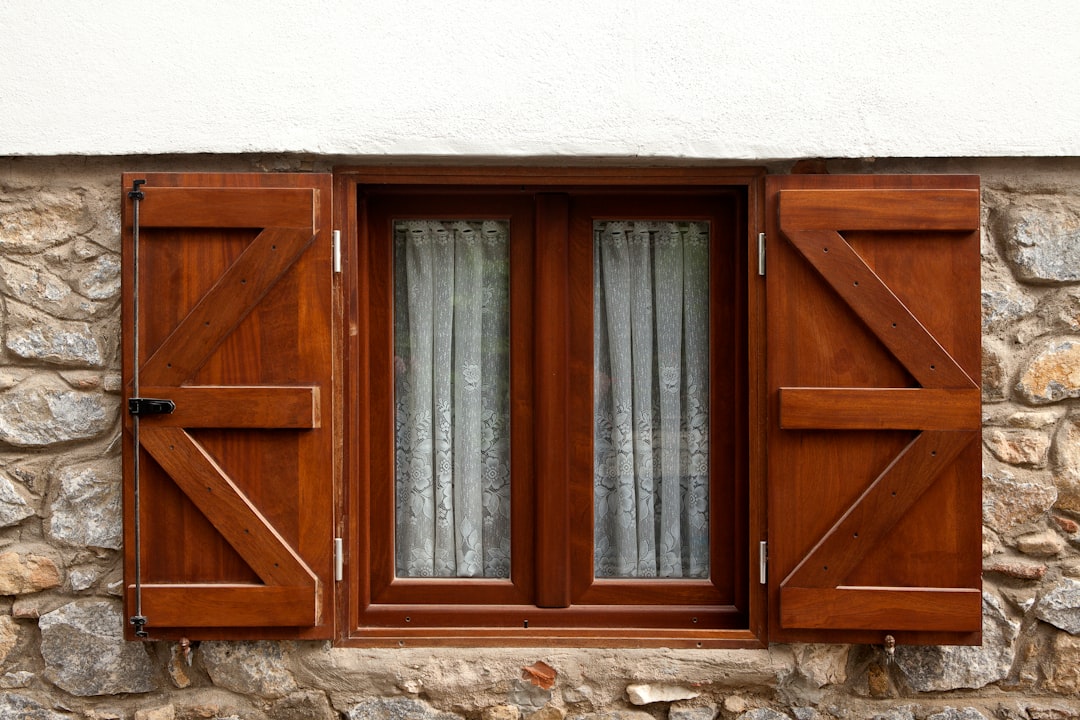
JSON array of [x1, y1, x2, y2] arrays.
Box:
[[883, 634, 896, 665], [179, 637, 193, 666]]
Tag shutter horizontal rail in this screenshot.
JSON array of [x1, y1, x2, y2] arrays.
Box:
[[138, 386, 320, 428], [778, 189, 980, 231], [139, 188, 317, 229], [779, 388, 980, 430], [780, 587, 982, 631], [135, 584, 318, 627]]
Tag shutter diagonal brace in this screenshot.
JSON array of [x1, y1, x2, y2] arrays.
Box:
[[127, 179, 149, 638]]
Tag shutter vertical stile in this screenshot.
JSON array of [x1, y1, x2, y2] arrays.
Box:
[[121, 174, 335, 640], [765, 175, 982, 645]]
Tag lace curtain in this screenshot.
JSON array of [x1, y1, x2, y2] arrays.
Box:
[[593, 221, 710, 578], [393, 220, 511, 578]]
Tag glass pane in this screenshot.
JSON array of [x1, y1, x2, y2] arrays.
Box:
[[593, 220, 710, 578], [393, 220, 511, 578]]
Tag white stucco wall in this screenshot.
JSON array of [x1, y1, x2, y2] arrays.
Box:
[[2, 1, 1079, 159]]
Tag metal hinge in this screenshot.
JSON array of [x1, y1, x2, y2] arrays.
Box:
[[332, 230, 342, 274], [334, 537, 343, 581], [757, 232, 766, 276], [759, 540, 768, 584]]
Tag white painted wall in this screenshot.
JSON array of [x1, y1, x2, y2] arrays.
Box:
[[3, 1, 1079, 159]]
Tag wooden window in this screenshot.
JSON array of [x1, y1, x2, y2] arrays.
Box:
[[122, 169, 981, 647]]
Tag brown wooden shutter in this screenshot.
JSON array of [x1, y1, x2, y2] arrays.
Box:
[[121, 173, 335, 640], [765, 175, 982, 645]]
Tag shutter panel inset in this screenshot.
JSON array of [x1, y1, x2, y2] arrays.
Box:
[[122, 173, 334, 640], [766, 175, 982, 645]]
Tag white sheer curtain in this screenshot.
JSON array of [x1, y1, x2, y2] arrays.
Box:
[[593, 221, 710, 578], [393, 220, 511, 578]]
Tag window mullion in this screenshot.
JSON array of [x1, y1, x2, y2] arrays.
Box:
[[533, 193, 572, 608]]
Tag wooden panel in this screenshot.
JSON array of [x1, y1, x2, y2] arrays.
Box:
[[138, 584, 317, 627], [779, 388, 981, 430], [779, 189, 980, 232], [142, 226, 314, 385], [140, 187, 317, 229], [782, 430, 976, 589], [140, 426, 317, 588], [121, 173, 335, 641], [766, 175, 982, 645], [775, 227, 975, 388], [139, 386, 319, 428], [780, 587, 982, 631]]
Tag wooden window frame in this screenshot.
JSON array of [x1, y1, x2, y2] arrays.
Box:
[[335, 167, 769, 648]]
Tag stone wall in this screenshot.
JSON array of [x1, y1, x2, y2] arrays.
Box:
[[0, 156, 1078, 720]]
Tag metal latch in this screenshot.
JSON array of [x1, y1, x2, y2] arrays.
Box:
[[128, 398, 176, 416]]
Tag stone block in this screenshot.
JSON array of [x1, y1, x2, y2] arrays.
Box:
[[984, 559, 1047, 581], [1052, 416, 1080, 513], [0, 551, 61, 594], [984, 428, 1050, 468], [1015, 339, 1080, 404], [269, 690, 339, 720], [1016, 530, 1065, 557], [76, 252, 120, 301], [626, 683, 700, 704], [0, 190, 95, 255], [0, 471, 35, 528], [346, 697, 464, 720], [894, 592, 1018, 691], [736, 709, 791, 720], [670, 702, 717, 720], [0, 692, 70, 720], [38, 599, 156, 696], [199, 640, 298, 699], [982, 287, 1037, 332], [0, 258, 77, 317], [1035, 577, 1080, 634], [135, 706, 175, 720], [981, 342, 1007, 402], [1045, 632, 1080, 694], [47, 459, 121, 550], [4, 300, 105, 367], [483, 705, 522, 720], [1000, 201, 1080, 284], [792, 644, 849, 688], [0, 380, 116, 447], [925, 709, 989, 720], [983, 473, 1057, 532], [0, 615, 19, 665]]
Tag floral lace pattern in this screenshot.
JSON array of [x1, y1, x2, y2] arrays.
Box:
[[393, 220, 511, 578], [594, 221, 710, 578]]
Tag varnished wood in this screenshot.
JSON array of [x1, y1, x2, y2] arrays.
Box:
[[360, 191, 537, 610], [782, 430, 976, 590], [779, 189, 980, 231], [139, 187, 317, 229], [139, 386, 319, 428], [534, 193, 571, 608], [338, 168, 767, 642], [142, 226, 314, 385], [765, 174, 982, 645], [779, 388, 981, 430], [121, 173, 335, 641], [780, 587, 982, 631], [140, 426, 317, 588], [136, 584, 317, 627], [778, 227, 975, 389]]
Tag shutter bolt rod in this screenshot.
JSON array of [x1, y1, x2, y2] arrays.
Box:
[[128, 179, 149, 638]]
